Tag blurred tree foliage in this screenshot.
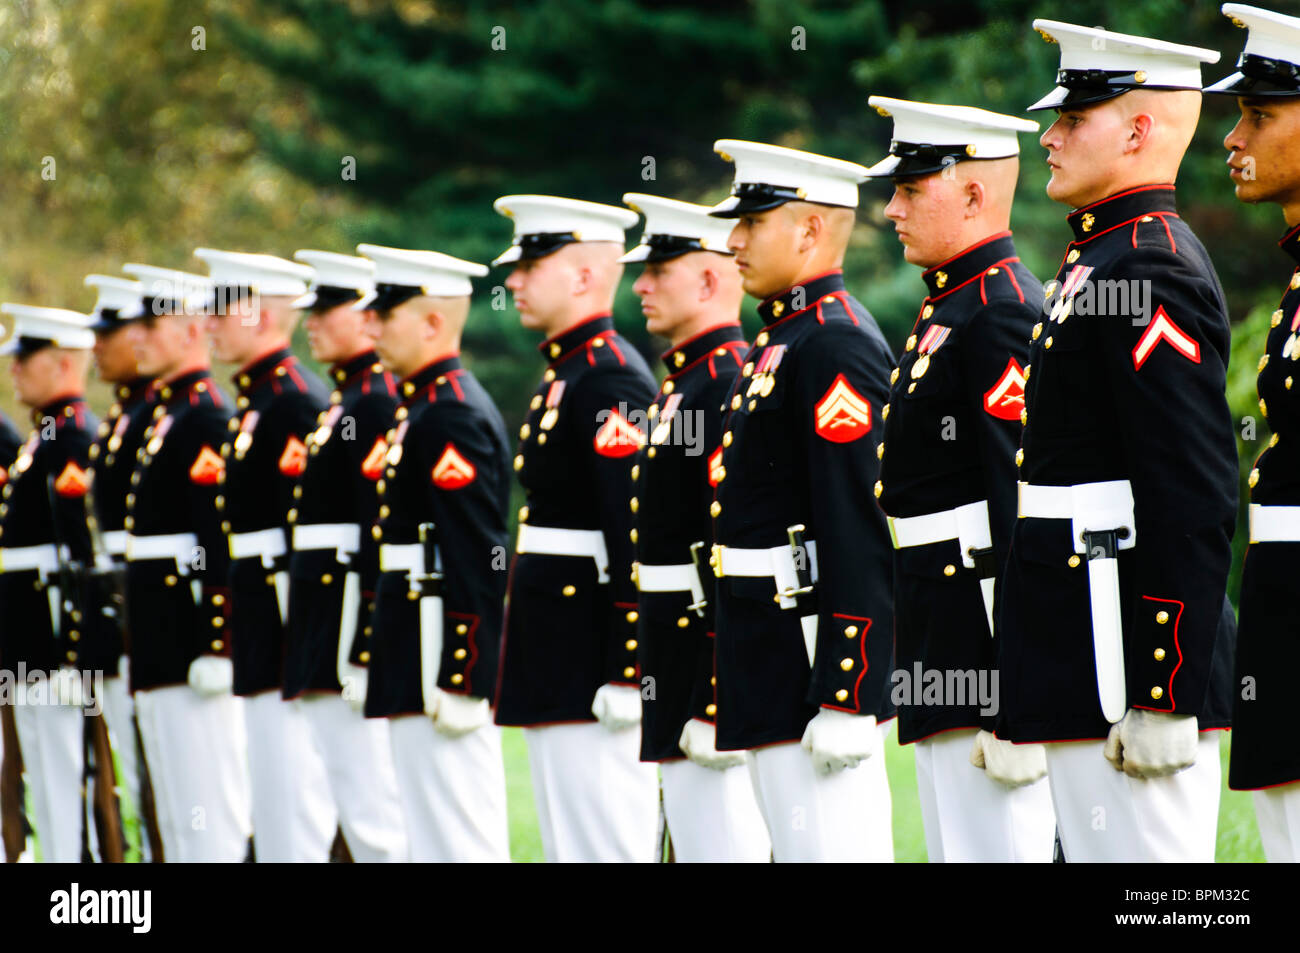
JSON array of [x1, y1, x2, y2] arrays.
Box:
[[4, 0, 1299, 602]]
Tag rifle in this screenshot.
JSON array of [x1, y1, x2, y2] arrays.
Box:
[[0, 704, 27, 861], [46, 473, 124, 863]]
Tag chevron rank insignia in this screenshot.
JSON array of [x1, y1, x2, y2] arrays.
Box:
[[1131, 305, 1200, 371], [814, 373, 872, 442], [594, 407, 644, 458], [432, 443, 477, 489], [360, 436, 387, 481], [54, 461, 90, 497], [983, 357, 1027, 420], [189, 445, 225, 485], [278, 435, 308, 477]]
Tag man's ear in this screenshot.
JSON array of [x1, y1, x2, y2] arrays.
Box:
[[799, 212, 824, 253], [572, 265, 593, 297], [423, 307, 444, 339], [965, 179, 987, 218], [699, 266, 719, 303], [1126, 112, 1155, 154]]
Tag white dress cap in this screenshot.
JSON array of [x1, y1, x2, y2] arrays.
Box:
[[84, 274, 145, 329], [193, 247, 313, 297], [290, 250, 377, 310], [121, 263, 214, 316], [491, 195, 639, 266], [1028, 19, 1220, 111], [355, 244, 489, 310], [0, 304, 96, 354], [1206, 4, 1300, 95], [619, 193, 737, 263], [708, 139, 870, 217], [864, 97, 1039, 178]]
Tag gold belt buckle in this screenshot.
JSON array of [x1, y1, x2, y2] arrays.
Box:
[[710, 543, 724, 578]]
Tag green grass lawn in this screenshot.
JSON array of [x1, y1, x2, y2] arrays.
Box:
[[500, 725, 1266, 862]]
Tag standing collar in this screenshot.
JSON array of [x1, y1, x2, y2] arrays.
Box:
[[539, 313, 614, 363], [114, 375, 156, 406], [921, 232, 1017, 298], [329, 348, 384, 387], [661, 323, 745, 374], [233, 346, 294, 395], [1281, 222, 1300, 266], [36, 394, 86, 424], [1066, 185, 1178, 243], [756, 270, 845, 325], [399, 353, 463, 404]]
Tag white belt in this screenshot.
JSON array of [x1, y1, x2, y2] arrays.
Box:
[[1249, 503, 1300, 544], [292, 522, 361, 561], [516, 524, 610, 584], [1017, 480, 1137, 555], [634, 562, 696, 593], [125, 532, 199, 564], [714, 540, 818, 611], [888, 509, 959, 549], [379, 542, 442, 574], [229, 528, 288, 565], [889, 500, 994, 573], [100, 531, 128, 557], [0, 543, 61, 575]]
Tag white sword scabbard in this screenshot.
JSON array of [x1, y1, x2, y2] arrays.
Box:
[[1087, 553, 1127, 724], [273, 571, 290, 628], [419, 593, 444, 716], [47, 583, 61, 639], [336, 570, 361, 687], [978, 577, 996, 638], [800, 614, 818, 668]]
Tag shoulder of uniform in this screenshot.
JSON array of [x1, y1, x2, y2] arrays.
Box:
[[968, 263, 1038, 308]]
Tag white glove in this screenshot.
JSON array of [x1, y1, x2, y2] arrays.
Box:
[[431, 689, 490, 738], [117, 653, 130, 682], [969, 729, 1047, 788], [800, 709, 878, 776], [1103, 708, 1199, 779], [339, 663, 369, 713], [590, 683, 643, 731], [678, 718, 747, 770], [52, 667, 85, 707], [187, 656, 233, 698]]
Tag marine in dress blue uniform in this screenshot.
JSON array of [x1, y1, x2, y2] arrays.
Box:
[[491, 195, 662, 862], [0, 304, 98, 863], [621, 193, 771, 862], [120, 263, 250, 861], [1000, 20, 1236, 862], [196, 248, 336, 862], [279, 249, 407, 862], [707, 140, 896, 861], [84, 274, 158, 860], [1209, 2, 1300, 862], [865, 97, 1056, 863], [358, 244, 511, 862]]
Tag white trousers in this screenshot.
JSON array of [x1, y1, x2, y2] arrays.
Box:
[[388, 714, 509, 862], [12, 701, 84, 863], [98, 675, 145, 850], [1254, 782, 1300, 863], [748, 733, 894, 862], [134, 685, 251, 862], [1045, 731, 1222, 862], [243, 689, 336, 862], [914, 728, 1055, 863], [524, 722, 659, 863], [297, 695, 407, 862], [660, 757, 771, 862]]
